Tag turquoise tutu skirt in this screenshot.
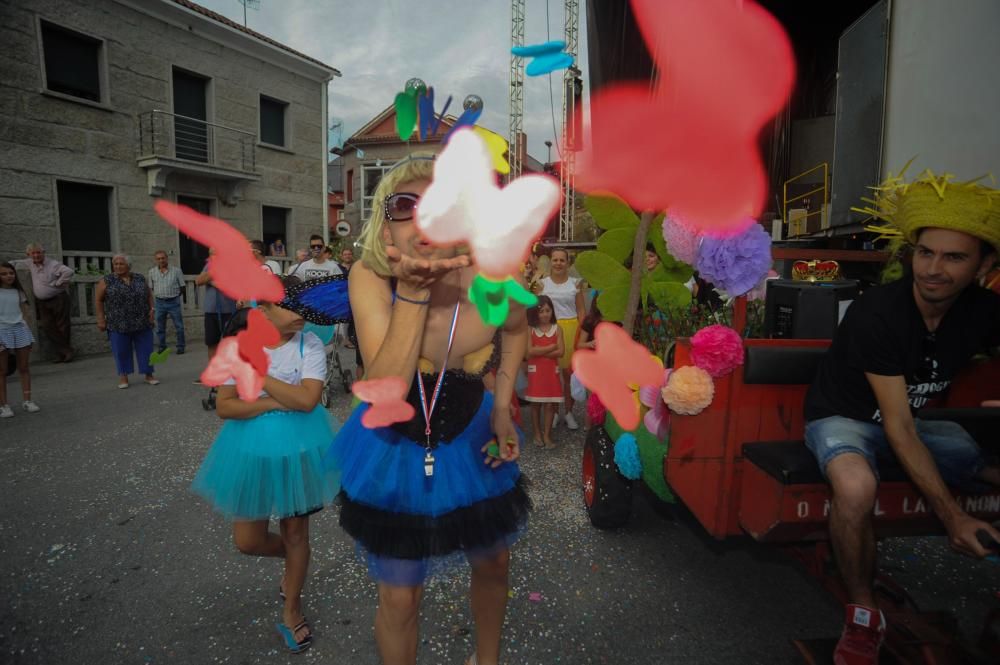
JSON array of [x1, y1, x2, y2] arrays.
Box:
[[192, 407, 341, 520], [326, 391, 532, 585]]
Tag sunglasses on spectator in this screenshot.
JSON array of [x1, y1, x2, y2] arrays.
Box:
[[310, 244, 324, 250], [384, 192, 420, 222]]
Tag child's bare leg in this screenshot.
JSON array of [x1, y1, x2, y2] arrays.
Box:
[[530, 403, 543, 446], [0, 350, 8, 405], [16, 346, 32, 401], [232, 520, 286, 557], [279, 516, 311, 641], [543, 403, 556, 447]]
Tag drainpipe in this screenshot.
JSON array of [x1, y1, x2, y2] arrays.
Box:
[[321, 76, 331, 246]]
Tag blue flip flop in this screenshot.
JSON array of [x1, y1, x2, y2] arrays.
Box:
[[276, 619, 312, 654]]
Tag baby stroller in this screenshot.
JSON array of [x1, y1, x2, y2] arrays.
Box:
[[319, 324, 354, 409]]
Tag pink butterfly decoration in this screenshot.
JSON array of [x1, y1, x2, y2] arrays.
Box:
[[200, 337, 265, 401], [352, 376, 416, 429], [415, 128, 560, 279], [573, 0, 795, 232], [572, 323, 663, 431]]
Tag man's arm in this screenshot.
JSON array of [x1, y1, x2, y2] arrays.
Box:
[[53, 260, 74, 286], [195, 269, 212, 286], [867, 372, 999, 557]]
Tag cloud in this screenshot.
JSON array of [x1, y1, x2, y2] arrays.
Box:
[[196, 0, 587, 163]]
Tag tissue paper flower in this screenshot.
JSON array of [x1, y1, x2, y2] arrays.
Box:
[[613, 433, 642, 480], [695, 221, 772, 296], [689, 325, 744, 377], [662, 365, 715, 416]]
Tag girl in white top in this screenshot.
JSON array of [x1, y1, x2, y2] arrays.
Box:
[[539, 248, 585, 430], [0, 262, 39, 418], [191, 276, 347, 654]]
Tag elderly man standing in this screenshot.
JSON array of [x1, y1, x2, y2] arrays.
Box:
[[13, 243, 75, 362], [147, 250, 187, 355]]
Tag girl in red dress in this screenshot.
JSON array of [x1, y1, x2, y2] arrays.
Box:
[[525, 296, 564, 449]]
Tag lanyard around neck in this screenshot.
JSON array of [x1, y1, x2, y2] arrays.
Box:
[[416, 301, 461, 444]]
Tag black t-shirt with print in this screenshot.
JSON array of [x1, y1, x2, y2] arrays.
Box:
[[804, 277, 1000, 424]]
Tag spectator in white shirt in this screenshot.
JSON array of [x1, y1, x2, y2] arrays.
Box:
[[147, 250, 187, 354], [288, 235, 342, 281]]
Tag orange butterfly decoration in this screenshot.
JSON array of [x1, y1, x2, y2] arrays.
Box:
[[200, 337, 265, 401], [352, 377, 416, 429], [572, 323, 664, 431], [154, 200, 285, 302]]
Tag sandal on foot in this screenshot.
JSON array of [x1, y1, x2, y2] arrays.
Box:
[[533, 438, 545, 448], [276, 619, 312, 654]]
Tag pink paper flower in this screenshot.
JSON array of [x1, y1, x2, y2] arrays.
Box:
[[690, 324, 744, 377], [586, 392, 607, 426], [662, 214, 701, 265], [639, 368, 671, 439], [662, 365, 715, 416]]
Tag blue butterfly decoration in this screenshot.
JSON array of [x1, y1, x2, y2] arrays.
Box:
[[512, 40, 575, 76]]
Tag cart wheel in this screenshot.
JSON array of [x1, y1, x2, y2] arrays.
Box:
[[201, 398, 213, 411], [582, 425, 633, 529], [341, 370, 353, 393], [320, 382, 331, 408]]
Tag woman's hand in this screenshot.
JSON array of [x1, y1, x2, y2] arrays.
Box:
[[485, 407, 520, 468], [386, 245, 469, 290], [96, 318, 107, 332]]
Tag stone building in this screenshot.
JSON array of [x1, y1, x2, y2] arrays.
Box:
[[0, 0, 339, 356]]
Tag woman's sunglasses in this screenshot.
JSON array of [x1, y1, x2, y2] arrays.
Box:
[[384, 192, 420, 222]]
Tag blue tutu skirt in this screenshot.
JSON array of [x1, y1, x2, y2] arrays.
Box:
[[192, 407, 341, 520], [326, 391, 532, 586]]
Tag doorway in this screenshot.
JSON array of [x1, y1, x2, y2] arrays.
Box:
[[177, 195, 212, 275]]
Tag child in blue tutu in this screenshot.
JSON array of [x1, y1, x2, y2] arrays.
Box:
[[325, 154, 532, 665], [192, 275, 349, 654]]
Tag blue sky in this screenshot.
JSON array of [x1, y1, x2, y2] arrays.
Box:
[[195, 0, 589, 164]]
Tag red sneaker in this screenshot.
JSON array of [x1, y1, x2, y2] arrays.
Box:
[[834, 604, 885, 665]]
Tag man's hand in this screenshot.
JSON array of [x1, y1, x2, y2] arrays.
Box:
[[981, 400, 1000, 407], [96, 318, 107, 332], [944, 512, 1000, 558], [386, 245, 469, 290], [485, 408, 520, 468]]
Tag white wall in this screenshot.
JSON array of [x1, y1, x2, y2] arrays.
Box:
[[882, 0, 1000, 179]]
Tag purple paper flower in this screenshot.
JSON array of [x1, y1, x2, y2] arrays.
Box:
[[695, 221, 772, 296]]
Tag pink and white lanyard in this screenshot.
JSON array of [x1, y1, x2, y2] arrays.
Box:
[[416, 302, 461, 477]]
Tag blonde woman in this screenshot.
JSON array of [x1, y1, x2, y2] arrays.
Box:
[[325, 154, 531, 665]]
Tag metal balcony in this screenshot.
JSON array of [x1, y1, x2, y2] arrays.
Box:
[[136, 110, 260, 205]]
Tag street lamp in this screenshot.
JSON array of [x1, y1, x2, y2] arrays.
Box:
[[544, 140, 552, 164]]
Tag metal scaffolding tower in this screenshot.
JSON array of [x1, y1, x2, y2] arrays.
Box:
[[507, 0, 526, 183], [558, 0, 579, 242]]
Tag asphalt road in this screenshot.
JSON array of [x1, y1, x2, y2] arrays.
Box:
[[2, 350, 997, 664]]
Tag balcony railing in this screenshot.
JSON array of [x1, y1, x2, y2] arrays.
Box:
[[137, 110, 256, 173]]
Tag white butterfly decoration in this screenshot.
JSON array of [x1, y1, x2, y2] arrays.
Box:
[[415, 128, 561, 279]]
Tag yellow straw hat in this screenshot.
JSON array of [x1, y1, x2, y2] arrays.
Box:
[[854, 167, 1000, 255]]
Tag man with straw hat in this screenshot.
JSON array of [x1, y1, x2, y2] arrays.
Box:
[[802, 170, 1000, 665]]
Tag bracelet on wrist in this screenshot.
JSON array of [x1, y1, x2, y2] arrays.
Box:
[[396, 293, 431, 305]]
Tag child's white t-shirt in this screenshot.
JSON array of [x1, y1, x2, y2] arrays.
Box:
[[225, 331, 327, 396]]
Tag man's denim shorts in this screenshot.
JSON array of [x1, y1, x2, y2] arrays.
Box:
[[804, 415, 984, 487]]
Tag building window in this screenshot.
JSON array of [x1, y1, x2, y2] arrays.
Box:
[[346, 169, 354, 203], [337, 209, 345, 221], [39, 20, 105, 104], [362, 164, 392, 219], [260, 96, 288, 147], [56, 181, 113, 252], [262, 205, 290, 255]]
